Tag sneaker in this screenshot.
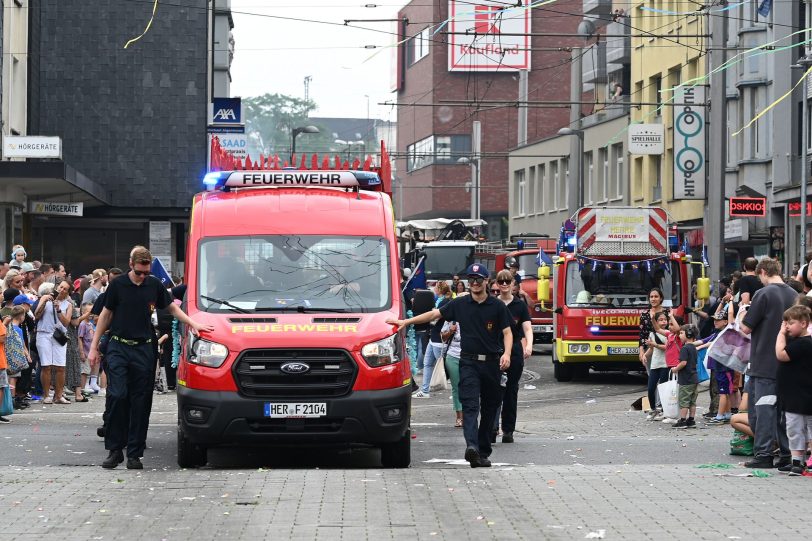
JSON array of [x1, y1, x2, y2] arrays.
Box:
[[778, 461, 795, 473], [789, 462, 806, 477], [702, 411, 716, 419], [673, 418, 688, 429], [806, 456, 812, 470], [661, 417, 677, 424], [411, 390, 430, 399], [645, 411, 658, 421], [0, 416, 10, 423], [706, 417, 729, 425], [685, 419, 696, 428], [651, 412, 664, 421]]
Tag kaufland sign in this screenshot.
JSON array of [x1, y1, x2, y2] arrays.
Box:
[[448, 1, 531, 72]]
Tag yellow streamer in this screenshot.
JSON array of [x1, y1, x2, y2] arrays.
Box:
[[124, 0, 159, 49], [731, 64, 812, 137]]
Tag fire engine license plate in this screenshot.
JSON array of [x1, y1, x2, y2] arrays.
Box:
[[532, 325, 553, 333], [264, 403, 327, 418], [607, 347, 638, 355]]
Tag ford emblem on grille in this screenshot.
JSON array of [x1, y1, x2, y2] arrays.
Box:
[[280, 362, 310, 375]]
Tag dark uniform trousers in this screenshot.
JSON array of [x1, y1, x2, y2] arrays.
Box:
[[104, 340, 154, 458], [495, 352, 524, 434], [459, 358, 501, 457]]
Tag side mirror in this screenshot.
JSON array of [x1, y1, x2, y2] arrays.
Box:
[[554, 307, 563, 315]]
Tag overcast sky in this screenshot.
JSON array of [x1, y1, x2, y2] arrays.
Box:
[[230, 2, 406, 122]]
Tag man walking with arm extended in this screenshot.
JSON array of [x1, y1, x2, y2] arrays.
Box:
[[739, 258, 797, 468], [88, 246, 213, 469], [387, 264, 512, 468]]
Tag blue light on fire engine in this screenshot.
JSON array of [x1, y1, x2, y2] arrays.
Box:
[[203, 172, 224, 190], [589, 325, 600, 333]]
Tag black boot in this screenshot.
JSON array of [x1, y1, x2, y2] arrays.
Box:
[[502, 432, 514, 443], [126, 457, 144, 470], [101, 449, 124, 469]]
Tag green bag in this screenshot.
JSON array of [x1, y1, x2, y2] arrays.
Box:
[[729, 429, 754, 456]]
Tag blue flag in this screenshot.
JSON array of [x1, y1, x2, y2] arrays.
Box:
[[536, 247, 553, 266], [402, 256, 427, 298], [151, 257, 174, 287], [701, 246, 709, 267], [757, 0, 772, 17]]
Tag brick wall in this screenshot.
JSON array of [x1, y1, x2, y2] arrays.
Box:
[[397, 0, 583, 221], [33, 0, 209, 209]]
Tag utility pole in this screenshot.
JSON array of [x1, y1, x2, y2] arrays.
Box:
[[707, 10, 727, 284], [304, 75, 312, 102], [567, 48, 583, 213], [471, 120, 481, 221]]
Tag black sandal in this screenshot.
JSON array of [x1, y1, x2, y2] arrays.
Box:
[[74, 396, 89, 403]]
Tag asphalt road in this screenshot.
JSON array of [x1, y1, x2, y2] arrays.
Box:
[[0, 346, 734, 471]]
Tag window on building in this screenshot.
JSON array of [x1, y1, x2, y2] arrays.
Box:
[[585, 152, 594, 204], [435, 136, 451, 160], [515, 170, 526, 216], [549, 161, 558, 211], [527, 166, 536, 215], [407, 27, 430, 66], [598, 147, 609, 203], [538, 164, 545, 213], [611, 143, 624, 200], [406, 136, 434, 171], [653, 75, 662, 115], [652, 155, 662, 201], [633, 157, 643, 200], [560, 158, 569, 210], [406, 134, 472, 171]]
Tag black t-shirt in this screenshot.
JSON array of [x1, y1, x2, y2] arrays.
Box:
[[779, 336, 812, 414], [678, 343, 699, 385], [430, 297, 451, 343], [506, 297, 531, 354], [104, 274, 172, 340], [738, 274, 763, 301], [439, 294, 511, 355], [91, 291, 106, 316]]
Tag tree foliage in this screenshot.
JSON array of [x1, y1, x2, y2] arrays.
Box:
[[243, 93, 334, 160]]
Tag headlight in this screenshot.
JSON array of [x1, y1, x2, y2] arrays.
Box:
[[361, 334, 400, 367], [188, 335, 229, 368], [568, 344, 590, 354]]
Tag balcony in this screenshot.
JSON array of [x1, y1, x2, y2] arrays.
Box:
[[605, 22, 630, 65], [583, 0, 612, 27], [582, 41, 607, 85]]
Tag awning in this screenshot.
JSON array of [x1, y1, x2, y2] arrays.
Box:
[[0, 160, 111, 207]]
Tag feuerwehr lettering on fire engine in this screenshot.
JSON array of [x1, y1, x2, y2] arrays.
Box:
[[236, 172, 348, 185]]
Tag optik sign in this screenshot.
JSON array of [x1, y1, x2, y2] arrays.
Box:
[[673, 86, 705, 200], [209, 97, 243, 125]]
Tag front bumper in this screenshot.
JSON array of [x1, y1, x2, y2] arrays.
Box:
[[556, 339, 642, 365], [531, 324, 553, 344], [178, 385, 411, 448]]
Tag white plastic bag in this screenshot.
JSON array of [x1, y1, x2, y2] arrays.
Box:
[[429, 357, 448, 391], [657, 372, 679, 419]]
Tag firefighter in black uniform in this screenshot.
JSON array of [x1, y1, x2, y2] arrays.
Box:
[[388, 263, 512, 468], [89, 246, 212, 470]]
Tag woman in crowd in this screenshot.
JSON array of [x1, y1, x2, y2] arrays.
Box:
[[2, 269, 23, 293], [441, 319, 463, 427], [454, 281, 466, 296], [639, 287, 670, 366], [35, 281, 71, 404], [412, 281, 453, 398], [65, 281, 89, 402]]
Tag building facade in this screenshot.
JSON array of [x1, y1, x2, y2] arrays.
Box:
[[629, 2, 705, 245], [396, 0, 584, 240], [0, 0, 230, 275]]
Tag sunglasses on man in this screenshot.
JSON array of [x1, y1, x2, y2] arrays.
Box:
[[467, 276, 485, 285], [133, 269, 151, 277]]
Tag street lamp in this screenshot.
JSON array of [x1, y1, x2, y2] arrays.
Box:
[[558, 127, 585, 209], [335, 139, 365, 160], [792, 56, 812, 261], [457, 156, 480, 220], [291, 125, 320, 161]]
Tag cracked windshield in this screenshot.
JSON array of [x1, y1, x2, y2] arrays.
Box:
[[198, 235, 391, 313]]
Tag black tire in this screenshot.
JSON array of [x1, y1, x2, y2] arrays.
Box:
[[573, 364, 590, 380], [177, 429, 207, 468], [381, 430, 411, 468], [553, 360, 573, 382]]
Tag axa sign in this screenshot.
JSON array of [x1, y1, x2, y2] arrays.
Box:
[[210, 97, 243, 125]]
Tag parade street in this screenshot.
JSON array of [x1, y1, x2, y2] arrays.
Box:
[[1, 349, 807, 540]]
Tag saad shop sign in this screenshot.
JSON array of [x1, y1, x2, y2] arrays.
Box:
[[447, 1, 531, 71]]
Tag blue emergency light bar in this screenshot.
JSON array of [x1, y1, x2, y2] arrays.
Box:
[[202, 170, 382, 191]]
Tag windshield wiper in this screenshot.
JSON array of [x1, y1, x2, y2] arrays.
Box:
[[254, 305, 352, 313], [200, 295, 251, 314]]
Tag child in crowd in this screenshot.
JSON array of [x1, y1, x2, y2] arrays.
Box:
[[644, 311, 670, 421], [672, 324, 700, 429], [78, 303, 98, 394], [774, 305, 812, 476], [695, 313, 740, 425]]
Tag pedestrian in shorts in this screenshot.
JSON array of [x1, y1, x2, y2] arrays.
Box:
[[672, 324, 700, 429]]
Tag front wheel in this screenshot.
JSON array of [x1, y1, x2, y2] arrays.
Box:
[[553, 360, 573, 382], [381, 430, 411, 468], [177, 429, 208, 468]]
